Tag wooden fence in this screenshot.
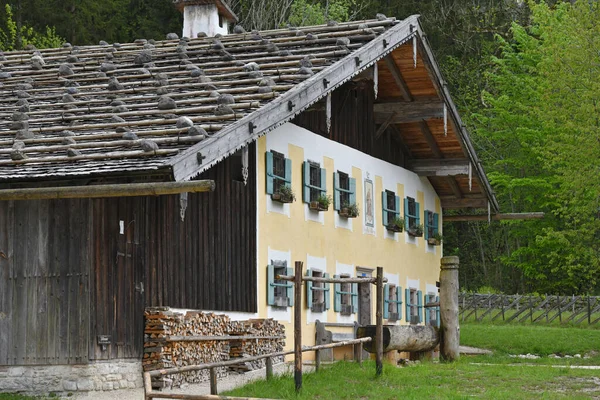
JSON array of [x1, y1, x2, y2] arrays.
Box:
[[459, 293, 600, 325]]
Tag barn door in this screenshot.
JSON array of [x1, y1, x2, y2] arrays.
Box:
[[91, 197, 146, 360]]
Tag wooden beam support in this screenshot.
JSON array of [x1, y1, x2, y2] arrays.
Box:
[[446, 177, 463, 199], [0, 180, 216, 201], [374, 101, 444, 124], [383, 55, 413, 101], [389, 124, 413, 160], [418, 120, 443, 158], [443, 212, 545, 222], [374, 112, 398, 139], [409, 158, 470, 176], [440, 196, 488, 209]]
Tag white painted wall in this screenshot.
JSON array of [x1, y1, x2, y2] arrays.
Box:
[[182, 4, 229, 38]]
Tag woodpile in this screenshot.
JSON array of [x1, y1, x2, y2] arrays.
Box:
[[228, 319, 285, 373], [144, 307, 285, 388]]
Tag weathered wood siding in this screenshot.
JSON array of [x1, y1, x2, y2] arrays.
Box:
[[292, 80, 404, 167], [0, 199, 92, 366], [0, 145, 257, 364]]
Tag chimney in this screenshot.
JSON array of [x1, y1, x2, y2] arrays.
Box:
[[173, 0, 238, 38]]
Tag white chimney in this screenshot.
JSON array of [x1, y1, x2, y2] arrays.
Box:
[[173, 0, 238, 38]]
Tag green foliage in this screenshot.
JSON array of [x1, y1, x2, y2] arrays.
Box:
[[287, 0, 352, 26], [0, 4, 63, 50]]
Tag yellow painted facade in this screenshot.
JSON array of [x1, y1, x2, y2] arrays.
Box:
[[255, 125, 442, 359]]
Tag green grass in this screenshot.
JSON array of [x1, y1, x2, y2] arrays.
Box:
[[226, 323, 600, 399], [224, 359, 600, 399], [460, 308, 600, 328], [0, 395, 49, 400]]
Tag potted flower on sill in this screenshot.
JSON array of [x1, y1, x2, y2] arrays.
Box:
[[407, 223, 424, 237], [309, 194, 331, 212], [386, 216, 404, 233], [271, 184, 296, 204], [427, 232, 443, 246], [339, 202, 360, 218]]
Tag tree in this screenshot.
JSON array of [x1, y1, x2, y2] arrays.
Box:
[[0, 4, 63, 50]]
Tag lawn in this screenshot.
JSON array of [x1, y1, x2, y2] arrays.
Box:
[[225, 323, 600, 399]]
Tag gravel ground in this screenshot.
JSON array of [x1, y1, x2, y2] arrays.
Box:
[[69, 363, 305, 400]]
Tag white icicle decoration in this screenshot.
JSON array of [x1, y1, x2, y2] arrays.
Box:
[[443, 103, 448, 136], [373, 63, 379, 99], [413, 36, 417, 68], [326, 93, 332, 133], [242, 145, 249, 186], [469, 162, 473, 192]]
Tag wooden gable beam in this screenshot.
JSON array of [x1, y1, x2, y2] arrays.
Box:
[[443, 212, 544, 222], [374, 101, 444, 124], [418, 120, 442, 158], [408, 158, 470, 177], [383, 55, 413, 101], [440, 196, 487, 209]]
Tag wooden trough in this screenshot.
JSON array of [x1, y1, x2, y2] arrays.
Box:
[[357, 325, 439, 353]]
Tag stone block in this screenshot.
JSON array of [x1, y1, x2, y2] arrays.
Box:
[[103, 382, 114, 391], [63, 380, 77, 391], [77, 378, 95, 391]]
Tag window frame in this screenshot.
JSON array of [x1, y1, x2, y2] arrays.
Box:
[[405, 288, 423, 324], [333, 171, 356, 211], [306, 269, 330, 312], [425, 293, 440, 327], [302, 160, 326, 203], [334, 274, 358, 315], [382, 190, 400, 227], [404, 196, 421, 231], [267, 260, 294, 308], [265, 150, 291, 195], [384, 283, 403, 321], [424, 210, 440, 241]]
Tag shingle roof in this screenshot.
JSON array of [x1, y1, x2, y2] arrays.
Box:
[[0, 18, 399, 182]]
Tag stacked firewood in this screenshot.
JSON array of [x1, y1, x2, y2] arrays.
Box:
[[144, 308, 286, 387], [228, 319, 285, 373], [143, 307, 231, 388]]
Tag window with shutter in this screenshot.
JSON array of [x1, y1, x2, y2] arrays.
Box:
[[425, 211, 440, 244], [335, 273, 358, 315], [266, 261, 293, 308], [266, 151, 293, 202], [334, 171, 357, 217], [404, 197, 422, 237], [384, 284, 403, 321], [306, 269, 330, 312], [382, 190, 401, 232], [302, 161, 326, 203]]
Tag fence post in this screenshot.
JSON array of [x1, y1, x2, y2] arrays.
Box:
[[209, 367, 218, 395], [588, 296, 591, 325], [315, 348, 321, 372], [266, 357, 273, 380], [440, 256, 460, 361], [376, 266, 384, 376], [473, 292, 477, 321], [501, 293, 505, 321], [294, 261, 303, 393], [558, 295, 562, 323]]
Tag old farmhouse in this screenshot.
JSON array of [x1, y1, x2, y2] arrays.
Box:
[[0, 0, 497, 393]]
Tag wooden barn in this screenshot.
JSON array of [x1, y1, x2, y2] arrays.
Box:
[[0, 0, 497, 393]]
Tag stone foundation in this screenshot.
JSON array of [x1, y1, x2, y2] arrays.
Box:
[[0, 359, 143, 394]]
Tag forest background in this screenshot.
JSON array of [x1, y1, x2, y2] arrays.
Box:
[[1, 0, 598, 296]]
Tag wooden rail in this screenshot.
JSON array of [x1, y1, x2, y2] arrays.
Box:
[[459, 293, 600, 325]]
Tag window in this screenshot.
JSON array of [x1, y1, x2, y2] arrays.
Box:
[[267, 261, 293, 308], [306, 269, 330, 312], [266, 151, 291, 195], [424, 210, 440, 241], [384, 284, 403, 322], [334, 274, 358, 315], [218, 14, 224, 28], [302, 161, 326, 203], [425, 294, 440, 327], [382, 190, 400, 229], [405, 288, 423, 324], [404, 197, 421, 234], [333, 171, 356, 210]]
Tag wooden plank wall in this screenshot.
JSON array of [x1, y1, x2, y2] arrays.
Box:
[[0, 199, 91, 366], [292, 80, 403, 166], [90, 144, 258, 360]]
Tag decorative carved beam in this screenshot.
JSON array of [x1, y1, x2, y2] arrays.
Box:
[[383, 55, 413, 101], [443, 212, 545, 222], [373, 101, 444, 124], [408, 158, 470, 176]]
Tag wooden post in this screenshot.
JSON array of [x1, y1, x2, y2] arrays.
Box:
[[294, 261, 303, 393], [588, 296, 592, 325], [376, 266, 384, 376], [209, 367, 217, 395], [356, 342, 363, 365], [143, 372, 152, 400], [315, 349, 321, 372], [266, 357, 273, 380], [501, 293, 505, 321], [558, 295, 562, 323], [439, 256, 460, 362]]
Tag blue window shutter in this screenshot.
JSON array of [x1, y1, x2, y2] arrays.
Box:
[[302, 162, 310, 203], [382, 192, 388, 226], [404, 198, 409, 230], [433, 213, 439, 235], [405, 288, 411, 319], [266, 152, 274, 194], [351, 283, 358, 313], [383, 284, 390, 319], [267, 263, 275, 305], [416, 202, 421, 226], [417, 290, 423, 323], [436, 296, 440, 328], [425, 294, 430, 323], [395, 196, 400, 219], [397, 285, 403, 320], [424, 211, 430, 240], [305, 269, 312, 309], [333, 173, 341, 210], [284, 158, 292, 185], [287, 267, 294, 307], [333, 275, 341, 312], [349, 177, 356, 205], [324, 273, 331, 310], [320, 168, 327, 194]]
